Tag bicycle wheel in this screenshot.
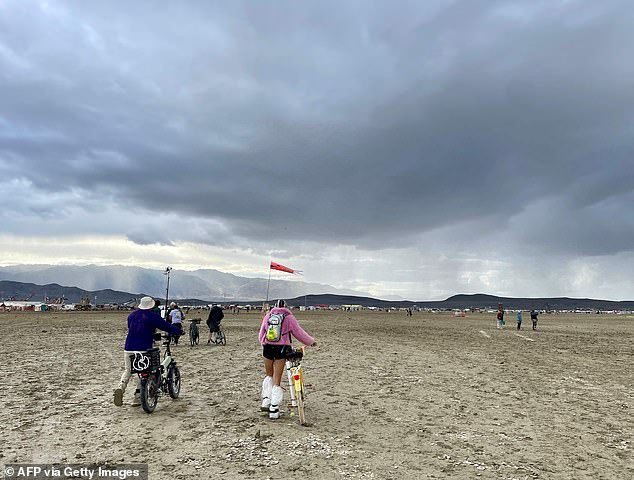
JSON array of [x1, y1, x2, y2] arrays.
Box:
[[140, 372, 160, 413], [217, 331, 226, 345], [167, 364, 181, 399]]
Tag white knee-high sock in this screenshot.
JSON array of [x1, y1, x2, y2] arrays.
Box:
[[261, 376, 273, 405], [269, 385, 284, 417]]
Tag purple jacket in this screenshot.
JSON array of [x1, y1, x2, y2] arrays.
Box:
[[124, 308, 183, 351], [259, 307, 315, 346]]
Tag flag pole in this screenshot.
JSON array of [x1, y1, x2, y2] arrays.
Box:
[[265, 262, 272, 304]]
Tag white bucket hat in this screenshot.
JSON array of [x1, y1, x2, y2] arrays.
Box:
[[138, 296, 155, 310]]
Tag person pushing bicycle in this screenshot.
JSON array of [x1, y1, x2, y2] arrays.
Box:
[[168, 301, 185, 345], [206, 304, 224, 344], [114, 296, 184, 407], [258, 299, 317, 419]]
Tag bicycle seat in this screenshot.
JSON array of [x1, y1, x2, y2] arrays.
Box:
[[285, 349, 303, 361]]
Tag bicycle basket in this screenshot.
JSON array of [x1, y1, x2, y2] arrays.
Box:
[[129, 348, 161, 373], [285, 349, 303, 361]]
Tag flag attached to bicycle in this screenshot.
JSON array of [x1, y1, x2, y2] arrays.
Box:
[[270, 261, 302, 275]]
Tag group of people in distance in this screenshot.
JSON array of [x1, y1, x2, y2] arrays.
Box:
[[497, 308, 539, 330], [114, 297, 316, 421]]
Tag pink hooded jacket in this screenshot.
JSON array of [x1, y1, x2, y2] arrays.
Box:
[[259, 307, 314, 346]]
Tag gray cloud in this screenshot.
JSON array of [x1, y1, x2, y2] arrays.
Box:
[[1, 0, 633, 299]]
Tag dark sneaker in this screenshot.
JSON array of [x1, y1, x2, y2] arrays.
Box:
[[113, 388, 123, 407]]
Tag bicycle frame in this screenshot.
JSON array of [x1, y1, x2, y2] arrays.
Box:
[[162, 348, 173, 370], [138, 342, 171, 379], [286, 361, 304, 406]]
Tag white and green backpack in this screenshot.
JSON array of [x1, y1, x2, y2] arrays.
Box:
[[266, 312, 286, 342]]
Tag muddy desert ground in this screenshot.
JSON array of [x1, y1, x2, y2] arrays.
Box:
[[1, 310, 633, 479]]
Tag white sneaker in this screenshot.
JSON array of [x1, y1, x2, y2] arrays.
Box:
[[261, 397, 271, 412], [269, 402, 281, 419]]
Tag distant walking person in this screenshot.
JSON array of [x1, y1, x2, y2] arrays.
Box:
[[151, 299, 162, 316], [530, 310, 539, 330], [169, 302, 184, 344], [516, 311, 522, 330], [496, 309, 505, 329], [207, 304, 224, 344]]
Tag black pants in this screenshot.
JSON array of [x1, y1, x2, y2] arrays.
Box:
[[170, 324, 182, 344]]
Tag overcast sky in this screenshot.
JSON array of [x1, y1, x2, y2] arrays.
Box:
[[1, 0, 633, 300]]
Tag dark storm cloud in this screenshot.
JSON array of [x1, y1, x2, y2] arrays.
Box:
[[1, 0, 633, 255]]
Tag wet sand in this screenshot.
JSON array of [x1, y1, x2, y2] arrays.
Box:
[[1, 310, 633, 479]]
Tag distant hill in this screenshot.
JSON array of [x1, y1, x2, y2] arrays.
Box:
[[439, 293, 634, 311], [287, 293, 634, 311], [0, 280, 145, 305], [0, 264, 371, 301], [2, 280, 633, 311]]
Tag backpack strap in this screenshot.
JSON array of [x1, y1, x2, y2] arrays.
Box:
[[279, 313, 292, 344]]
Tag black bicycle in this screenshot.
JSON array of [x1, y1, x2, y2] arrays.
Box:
[[214, 327, 226, 345], [130, 334, 181, 413], [189, 319, 200, 346], [206, 322, 226, 345]]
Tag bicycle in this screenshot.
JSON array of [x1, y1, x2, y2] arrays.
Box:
[[215, 327, 226, 345], [207, 324, 226, 345], [285, 347, 307, 425], [189, 319, 201, 346], [130, 334, 181, 413]]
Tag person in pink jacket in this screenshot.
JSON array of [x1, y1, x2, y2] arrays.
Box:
[[258, 299, 317, 419]]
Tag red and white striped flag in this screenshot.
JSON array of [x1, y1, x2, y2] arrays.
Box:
[[270, 261, 302, 275]]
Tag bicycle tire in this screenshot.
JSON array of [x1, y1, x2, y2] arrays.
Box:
[[218, 331, 226, 345], [140, 372, 160, 413], [167, 364, 181, 399]]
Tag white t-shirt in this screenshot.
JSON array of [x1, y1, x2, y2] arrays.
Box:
[[170, 308, 183, 324]]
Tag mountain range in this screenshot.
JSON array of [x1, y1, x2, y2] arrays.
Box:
[[0, 264, 372, 302], [1, 276, 633, 311], [294, 293, 634, 311]]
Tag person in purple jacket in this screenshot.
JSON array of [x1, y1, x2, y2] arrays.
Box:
[[258, 299, 317, 419], [114, 296, 184, 407]]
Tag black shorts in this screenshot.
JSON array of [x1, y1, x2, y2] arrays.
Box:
[[262, 344, 293, 360], [207, 323, 220, 333]]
